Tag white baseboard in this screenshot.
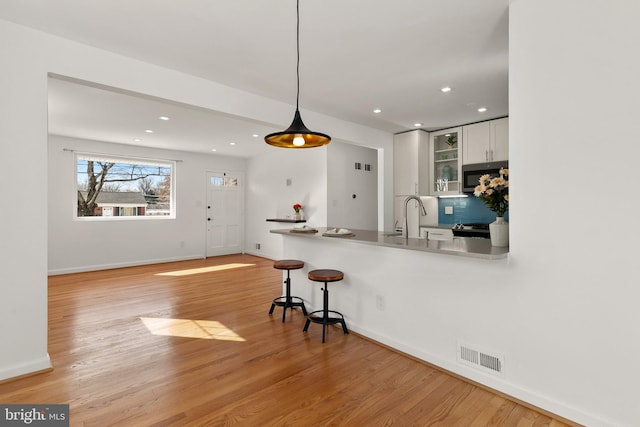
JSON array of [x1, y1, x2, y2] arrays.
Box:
[[0, 354, 51, 382], [346, 322, 614, 427], [47, 255, 204, 276], [48, 252, 281, 276], [47, 255, 612, 426], [243, 249, 276, 261]]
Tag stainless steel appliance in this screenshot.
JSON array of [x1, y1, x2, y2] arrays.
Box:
[[461, 161, 508, 194], [452, 223, 490, 238]]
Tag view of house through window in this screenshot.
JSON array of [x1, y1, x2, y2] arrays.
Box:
[[76, 153, 175, 219]]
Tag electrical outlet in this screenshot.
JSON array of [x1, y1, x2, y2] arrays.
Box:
[[376, 294, 385, 311], [255, 243, 261, 250], [444, 206, 454, 215]]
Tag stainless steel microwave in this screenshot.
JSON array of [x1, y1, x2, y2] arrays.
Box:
[[461, 161, 508, 194]]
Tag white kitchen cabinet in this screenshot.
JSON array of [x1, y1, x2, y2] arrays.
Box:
[[394, 130, 430, 235], [493, 117, 509, 161], [394, 130, 428, 195], [429, 127, 462, 196], [462, 117, 509, 164]]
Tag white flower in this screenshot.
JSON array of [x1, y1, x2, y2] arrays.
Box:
[[474, 169, 509, 217]]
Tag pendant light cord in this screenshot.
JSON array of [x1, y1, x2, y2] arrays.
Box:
[[263, 0, 330, 147], [296, 0, 300, 111]]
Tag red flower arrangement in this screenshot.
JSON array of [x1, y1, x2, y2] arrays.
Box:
[[293, 203, 302, 213]]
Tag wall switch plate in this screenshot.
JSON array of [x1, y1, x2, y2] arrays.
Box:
[[445, 206, 454, 215]]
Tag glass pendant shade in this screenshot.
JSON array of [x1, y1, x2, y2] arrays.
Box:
[[265, 109, 331, 148]]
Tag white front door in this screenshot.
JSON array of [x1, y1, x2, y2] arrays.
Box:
[[206, 172, 243, 257]]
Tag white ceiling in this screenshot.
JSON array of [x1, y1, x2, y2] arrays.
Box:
[[0, 0, 509, 158]]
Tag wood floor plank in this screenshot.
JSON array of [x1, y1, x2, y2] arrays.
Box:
[[0, 254, 579, 426]]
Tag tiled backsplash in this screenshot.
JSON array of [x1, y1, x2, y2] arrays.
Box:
[[438, 196, 509, 225]]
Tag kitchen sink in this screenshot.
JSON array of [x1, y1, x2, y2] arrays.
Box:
[[383, 232, 402, 237]]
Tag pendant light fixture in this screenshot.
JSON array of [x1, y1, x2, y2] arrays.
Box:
[[265, 0, 331, 148]]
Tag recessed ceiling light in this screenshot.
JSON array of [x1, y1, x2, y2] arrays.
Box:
[[477, 107, 487, 113], [229, 142, 236, 146], [373, 108, 382, 114], [414, 123, 422, 127], [145, 129, 153, 133], [134, 138, 141, 142], [441, 86, 452, 93], [158, 116, 170, 121], [211, 149, 217, 152], [252, 134, 259, 138]]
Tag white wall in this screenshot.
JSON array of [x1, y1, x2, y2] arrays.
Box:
[[327, 141, 378, 230], [0, 18, 50, 380], [5, 1, 638, 424], [266, 2, 640, 426], [245, 147, 327, 261], [48, 135, 246, 274], [245, 140, 385, 262], [0, 18, 391, 381], [508, 1, 639, 425]]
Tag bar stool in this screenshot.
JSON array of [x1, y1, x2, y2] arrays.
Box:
[[303, 269, 349, 343], [269, 260, 308, 322]]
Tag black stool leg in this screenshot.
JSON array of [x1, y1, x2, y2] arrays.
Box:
[[340, 318, 349, 335], [282, 271, 291, 322], [303, 278, 348, 342], [321, 284, 329, 343], [270, 269, 308, 322]]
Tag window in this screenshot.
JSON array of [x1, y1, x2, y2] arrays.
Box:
[[76, 153, 175, 219], [210, 176, 238, 187]]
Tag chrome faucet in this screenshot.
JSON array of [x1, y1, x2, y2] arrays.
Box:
[[403, 195, 427, 239]]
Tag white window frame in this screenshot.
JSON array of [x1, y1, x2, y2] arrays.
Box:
[[74, 152, 176, 221]]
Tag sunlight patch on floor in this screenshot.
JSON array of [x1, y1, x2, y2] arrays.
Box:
[[155, 263, 255, 276], [139, 317, 246, 341]]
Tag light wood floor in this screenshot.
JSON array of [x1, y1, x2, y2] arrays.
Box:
[[0, 255, 577, 426]]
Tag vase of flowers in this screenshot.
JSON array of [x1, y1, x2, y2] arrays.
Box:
[[293, 203, 303, 221], [474, 168, 509, 247]]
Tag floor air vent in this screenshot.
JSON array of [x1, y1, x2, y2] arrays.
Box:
[[457, 343, 504, 376]]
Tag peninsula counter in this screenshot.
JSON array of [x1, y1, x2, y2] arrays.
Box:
[[269, 225, 513, 402], [270, 227, 508, 260]]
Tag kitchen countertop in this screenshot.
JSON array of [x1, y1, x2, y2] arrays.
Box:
[[270, 227, 508, 260], [420, 223, 457, 229]]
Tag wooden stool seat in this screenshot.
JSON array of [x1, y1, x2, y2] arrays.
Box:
[[274, 259, 305, 270], [303, 269, 349, 343], [308, 269, 344, 282], [269, 260, 308, 322]]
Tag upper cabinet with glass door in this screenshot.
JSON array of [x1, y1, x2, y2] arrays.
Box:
[[430, 127, 462, 196]]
